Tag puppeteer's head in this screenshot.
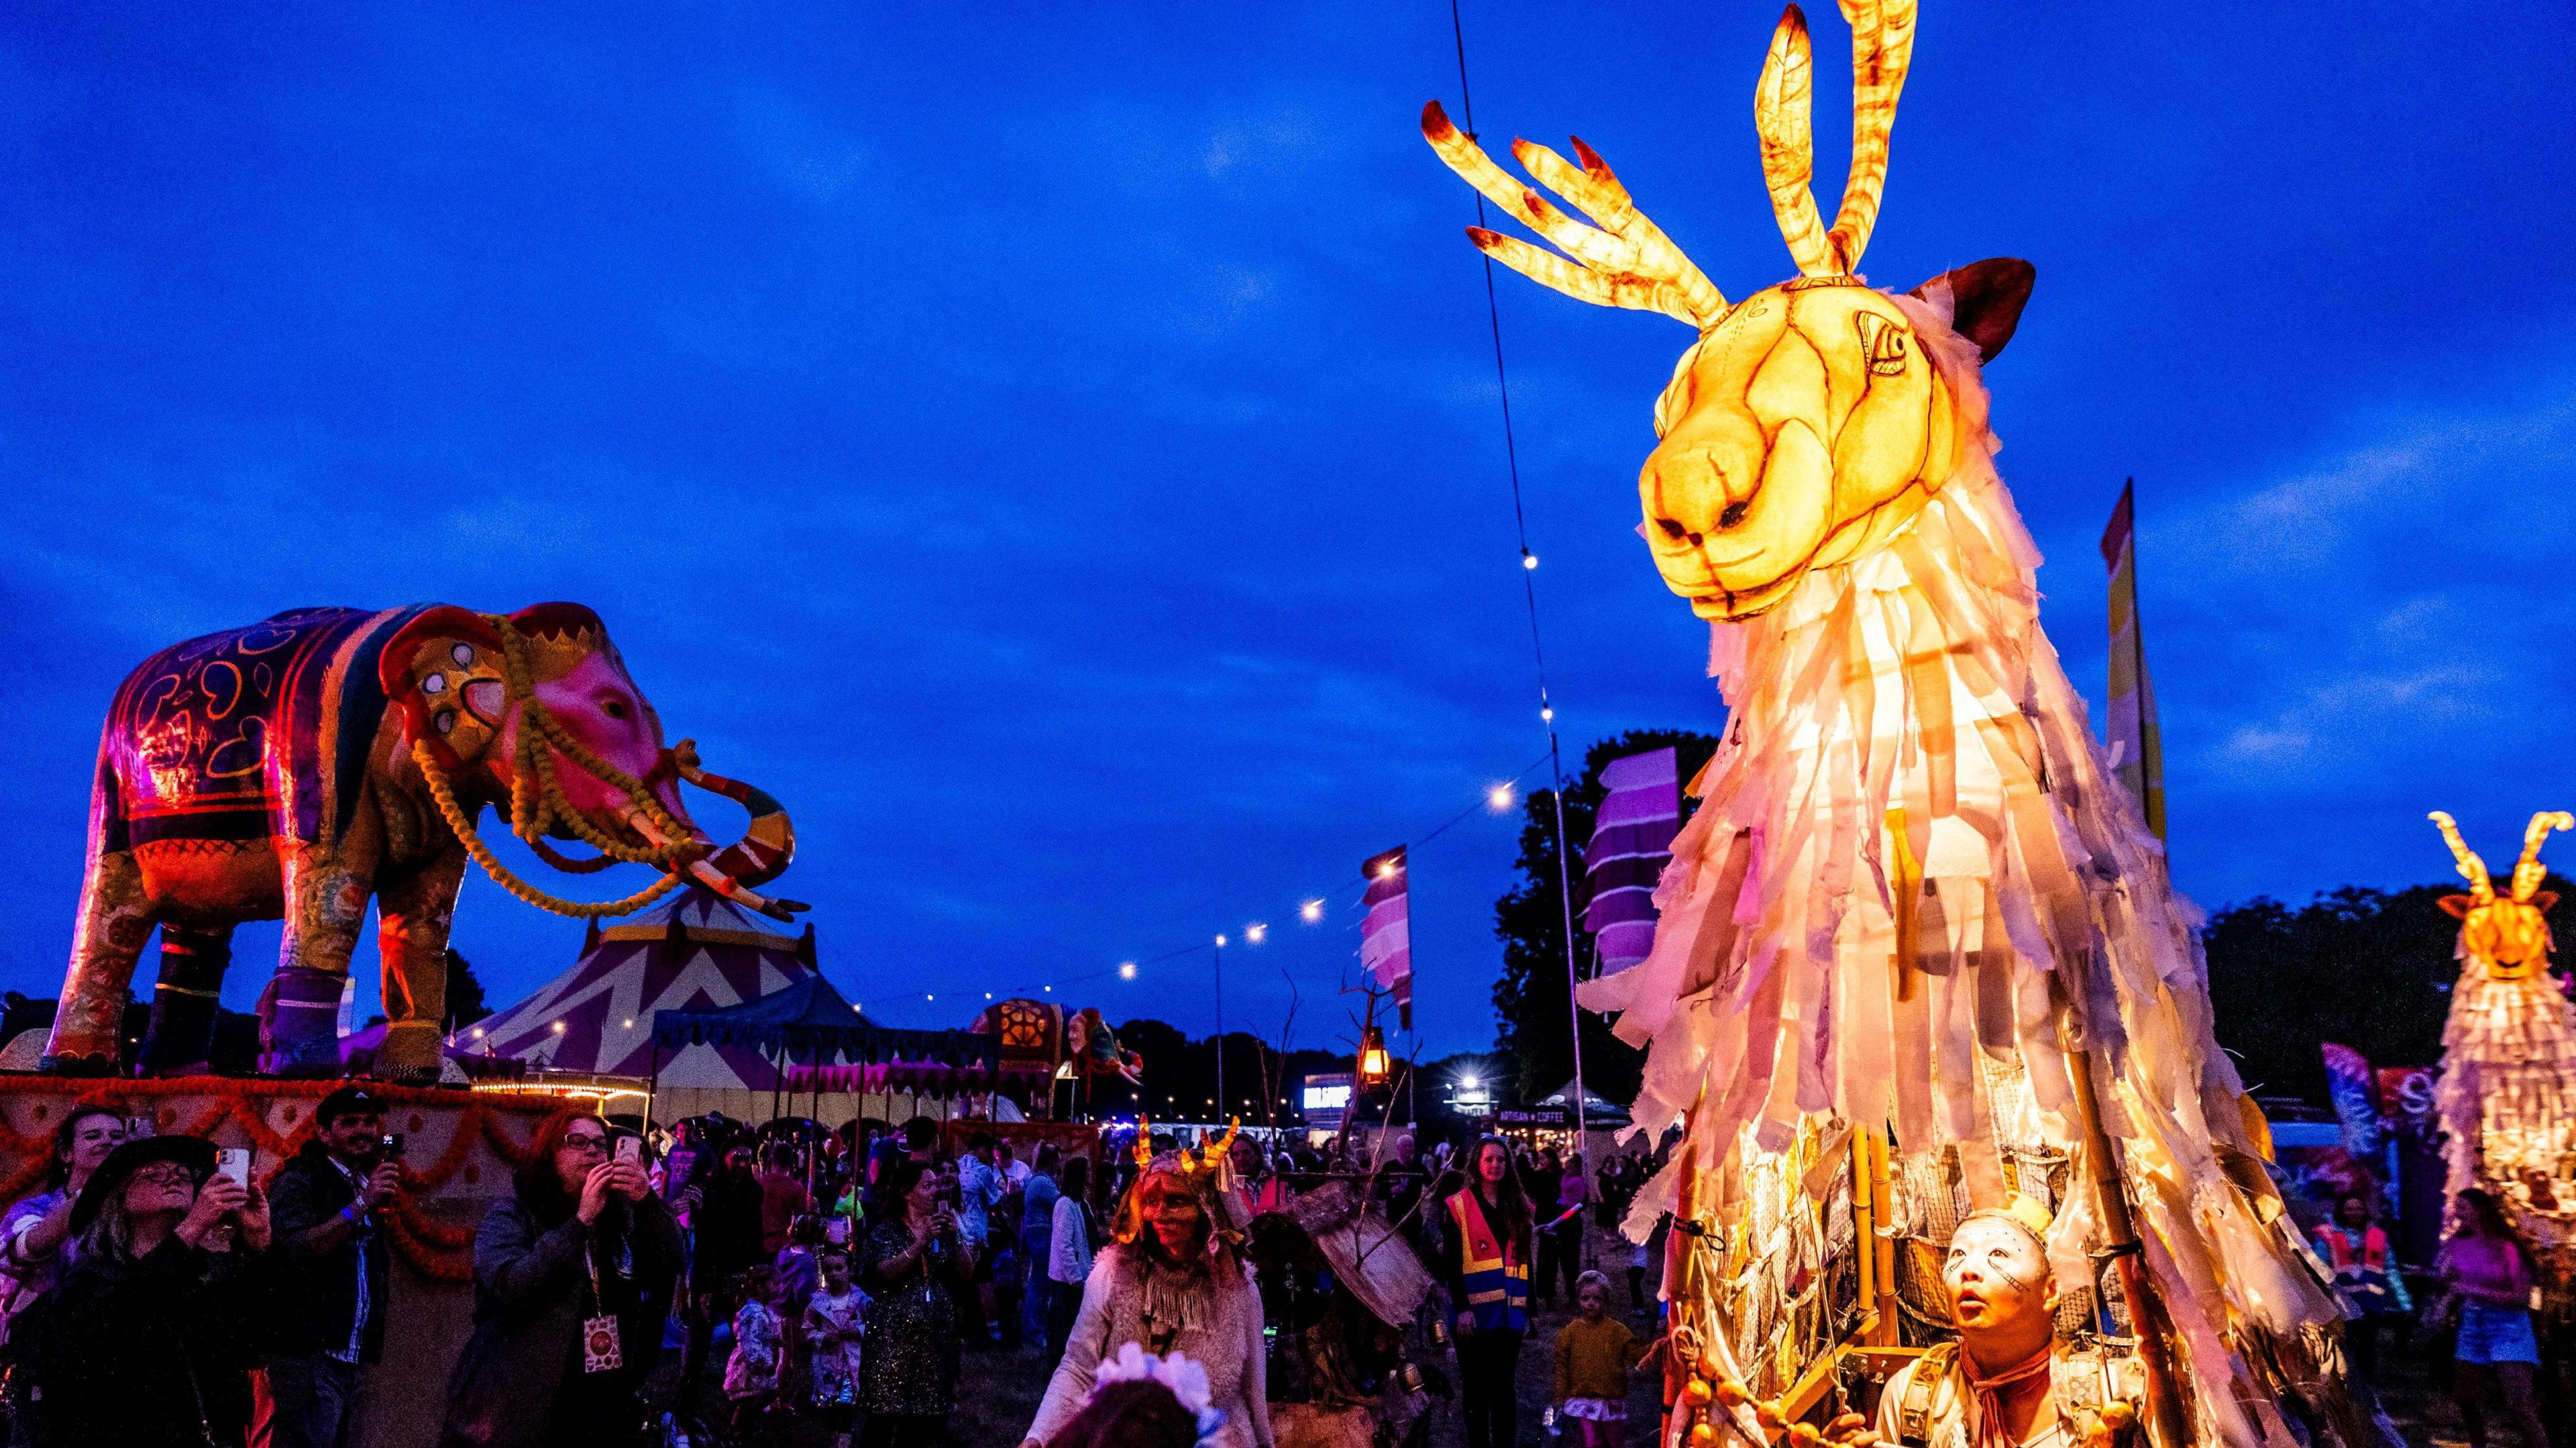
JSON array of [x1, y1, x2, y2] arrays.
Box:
[[1943, 1202, 2059, 1357]]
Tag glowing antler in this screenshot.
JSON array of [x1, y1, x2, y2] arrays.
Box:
[[1420, 101, 1727, 330], [1754, 1, 1918, 276], [2430, 811, 2496, 903], [1754, 6, 1831, 276], [1198, 1118, 1240, 1171], [1133, 1115, 1156, 1169], [2512, 812, 2573, 902]]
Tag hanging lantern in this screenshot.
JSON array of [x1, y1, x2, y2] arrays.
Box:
[[1358, 1025, 1391, 1090]]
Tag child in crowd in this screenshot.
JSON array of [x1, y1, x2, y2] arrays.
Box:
[[724, 1263, 786, 1431], [1554, 1270, 1653, 1446], [804, 1249, 867, 1448]]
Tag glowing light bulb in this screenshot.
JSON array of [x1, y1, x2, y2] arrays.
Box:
[[1301, 899, 1324, 923], [1215, 934, 1228, 948], [1246, 923, 1266, 944], [472, 1027, 486, 1039], [1540, 706, 1554, 722], [621, 1018, 634, 1029], [984, 991, 994, 999], [1522, 553, 1539, 570], [1487, 783, 1515, 812], [551, 1021, 566, 1034], [1120, 962, 1138, 981]]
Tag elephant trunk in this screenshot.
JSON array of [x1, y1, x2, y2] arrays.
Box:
[[630, 742, 806, 921]]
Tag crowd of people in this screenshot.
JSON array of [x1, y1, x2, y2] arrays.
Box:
[[0, 1089, 1684, 1448]]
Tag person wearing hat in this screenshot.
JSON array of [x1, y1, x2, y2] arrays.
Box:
[[11, 1133, 281, 1447], [264, 1085, 403, 1448], [1825, 1198, 2140, 1448]]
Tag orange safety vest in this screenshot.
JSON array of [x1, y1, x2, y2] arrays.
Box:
[[1448, 1188, 1529, 1331]]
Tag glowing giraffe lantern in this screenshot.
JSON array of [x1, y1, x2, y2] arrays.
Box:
[[2430, 812, 2576, 1234], [1424, 5, 2361, 1446]]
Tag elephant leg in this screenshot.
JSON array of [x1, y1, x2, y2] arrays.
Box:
[[44, 849, 155, 1074], [371, 851, 463, 1084], [262, 853, 368, 1077], [136, 924, 235, 1076]]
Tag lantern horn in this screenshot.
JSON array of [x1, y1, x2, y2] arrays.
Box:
[[1419, 101, 1727, 329], [1754, 1, 1917, 276], [1133, 1115, 1155, 1169], [1827, 0, 1916, 271], [2430, 811, 2497, 903], [1754, 6, 1831, 276], [2512, 811, 2573, 903]]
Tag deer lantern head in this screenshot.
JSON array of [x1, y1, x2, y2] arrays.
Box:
[[1424, 0, 2034, 620], [2430, 810, 2571, 982]]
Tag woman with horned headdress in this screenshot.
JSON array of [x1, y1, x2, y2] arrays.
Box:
[[1022, 1121, 1273, 1448]]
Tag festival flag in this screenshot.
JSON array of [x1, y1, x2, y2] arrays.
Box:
[[1583, 746, 1682, 974], [1360, 846, 1412, 1030], [2320, 1042, 2381, 1158], [2100, 480, 2167, 841]]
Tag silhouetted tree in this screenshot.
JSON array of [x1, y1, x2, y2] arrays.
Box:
[[443, 948, 491, 1033], [2204, 872, 2573, 1103]]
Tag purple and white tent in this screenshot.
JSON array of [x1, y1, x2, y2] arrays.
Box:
[[471, 885, 822, 1091]]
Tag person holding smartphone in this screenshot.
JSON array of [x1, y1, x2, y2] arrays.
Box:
[[11, 1134, 280, 1447], [441, 1116, 682, 1448], [266, 1085, 403, 1448], [856, 1158, 978, 1445]]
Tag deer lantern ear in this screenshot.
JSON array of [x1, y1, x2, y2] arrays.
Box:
[[1911, 258, 2035, 364], [377, 606, 511, 770], [2438, 893, 2477, 920], [2535, 891, 2561, 915]]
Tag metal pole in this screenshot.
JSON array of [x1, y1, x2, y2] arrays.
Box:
[[1213, 936, 1226, 1123], [1546, 740, 1588, 1267]]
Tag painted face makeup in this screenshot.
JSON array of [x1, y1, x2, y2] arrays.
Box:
[[1943, 1216, 2053, 1335]]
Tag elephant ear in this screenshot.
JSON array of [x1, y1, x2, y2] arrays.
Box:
[[378, 606, 512, 770]]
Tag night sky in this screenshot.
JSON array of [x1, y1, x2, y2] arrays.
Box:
[[3, 3, 2570, 1062]]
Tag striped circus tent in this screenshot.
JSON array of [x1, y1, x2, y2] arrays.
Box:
[[470, 885, 822, 1095]]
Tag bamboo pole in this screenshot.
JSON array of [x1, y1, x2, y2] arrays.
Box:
[[2059, 1018, 2191, 1448]]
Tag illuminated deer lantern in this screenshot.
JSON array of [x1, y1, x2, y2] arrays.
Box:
[[2430, 811, 2576, 1221], [1426, 5, 2351, 1445]]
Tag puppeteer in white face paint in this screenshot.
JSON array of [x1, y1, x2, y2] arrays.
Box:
[[1858, 1201, 2141, 1448]]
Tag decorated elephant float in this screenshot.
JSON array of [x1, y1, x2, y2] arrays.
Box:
[[50, 602, 802, 1082]]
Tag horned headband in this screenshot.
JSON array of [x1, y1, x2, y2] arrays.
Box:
[[1131, 1115, 1240, 1176], [2431, 810, 2572, 906]]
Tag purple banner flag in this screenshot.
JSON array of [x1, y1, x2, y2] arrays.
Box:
[[1360, 846, 1412, 1030], [1583, 747, 1680, 974]]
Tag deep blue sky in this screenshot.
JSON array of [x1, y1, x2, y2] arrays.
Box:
[[3, 4, 2571, 1062]]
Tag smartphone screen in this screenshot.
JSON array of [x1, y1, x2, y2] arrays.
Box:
[[215, 1148, 252, 1190]]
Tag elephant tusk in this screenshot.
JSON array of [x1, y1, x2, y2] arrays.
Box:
[[623, 806, 807, 920]]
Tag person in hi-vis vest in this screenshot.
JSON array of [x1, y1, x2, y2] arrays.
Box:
[[1438, 1135, 1534, 1448]]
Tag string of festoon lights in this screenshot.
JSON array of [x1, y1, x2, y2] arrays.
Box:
[[853, 750, 1555, 1021]]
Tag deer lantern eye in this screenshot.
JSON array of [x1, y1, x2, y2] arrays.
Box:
[[1855, 313, 1909, 377]]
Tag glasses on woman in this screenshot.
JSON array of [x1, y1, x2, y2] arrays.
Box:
[[561, 1131, 612, 1156], [128, 1164, 197, 1190]]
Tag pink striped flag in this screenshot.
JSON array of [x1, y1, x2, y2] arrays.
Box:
[[1583, 747, 1681, 974], [1360, 846, 1412, 1029]]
